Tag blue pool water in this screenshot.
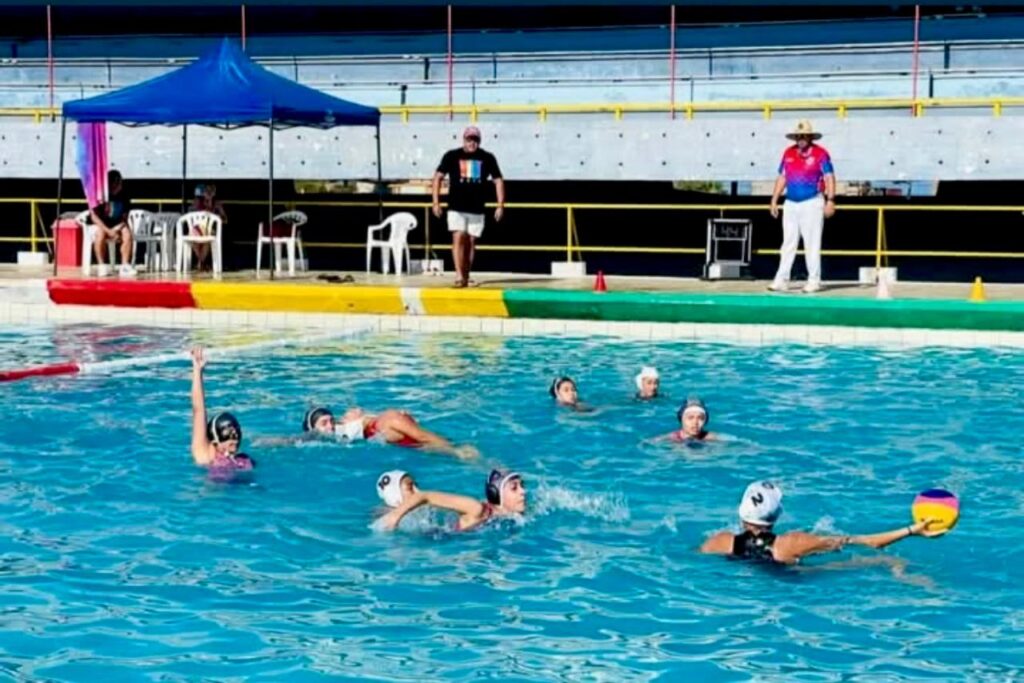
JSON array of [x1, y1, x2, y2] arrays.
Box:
[[1, 324, 1022, 681]]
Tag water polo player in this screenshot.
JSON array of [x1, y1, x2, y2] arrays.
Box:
[[660, 396, 716, 442], [700, 481, 942, 565], [379, 469, 526, 532], [190, 346, 254, 473], [307, 405, 477, 459], [635, 366, 661, 400]]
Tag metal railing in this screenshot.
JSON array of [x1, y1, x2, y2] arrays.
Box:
[[6, 197, 1024, 273], [1, 95, 1023, 123]]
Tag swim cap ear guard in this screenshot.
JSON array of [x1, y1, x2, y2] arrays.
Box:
[[549, 376, 573, 398], [303, 406, 333, 432], [677, 397, 709, 424], [485, 469, 521, 506], [207, 412, 242, 445]]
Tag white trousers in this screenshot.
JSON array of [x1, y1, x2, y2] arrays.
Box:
[[774, 195, 824, 285]]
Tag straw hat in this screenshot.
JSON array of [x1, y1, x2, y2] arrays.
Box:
[[785, 119, 822, 140]]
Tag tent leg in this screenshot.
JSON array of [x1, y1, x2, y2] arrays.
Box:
[[181, 124, 188, 213], [268, 121, 275, 280], [375, 121, 383, 222], [54, 115, 66, 276]]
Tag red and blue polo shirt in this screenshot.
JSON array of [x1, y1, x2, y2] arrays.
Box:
[[778, 144, 834, 203]]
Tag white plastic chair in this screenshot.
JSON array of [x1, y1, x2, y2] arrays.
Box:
[[175, 211, 223, 277], [366, 212, 418, 275], [127, 209, 165, 272], [76, 210, 116, 276], [256, 210, 308, 277]]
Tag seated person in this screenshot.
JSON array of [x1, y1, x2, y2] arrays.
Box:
[[89, 170, 135, 278], [189, 183, 228, 271]]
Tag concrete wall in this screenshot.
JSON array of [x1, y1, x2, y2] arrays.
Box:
[[3, 114, 1019, 182]]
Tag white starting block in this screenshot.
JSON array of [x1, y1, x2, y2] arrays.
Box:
[[859, 267, 898, 284], [551, 261, 587, 277]]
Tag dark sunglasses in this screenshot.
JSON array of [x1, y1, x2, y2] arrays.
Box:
[[464, 135, 481, 143]]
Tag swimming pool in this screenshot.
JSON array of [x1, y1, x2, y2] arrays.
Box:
[[1, 323, 1021, 681]]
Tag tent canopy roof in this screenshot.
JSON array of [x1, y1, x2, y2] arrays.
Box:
[[62, 38, 380, 129]]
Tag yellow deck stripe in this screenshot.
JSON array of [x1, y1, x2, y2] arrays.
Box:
[[419, 288, 509, 317], [191, 282, 406, 314]]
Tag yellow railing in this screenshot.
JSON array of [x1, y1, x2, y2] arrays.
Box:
[[3, 96, 1024, 124], [8, 197, 1024, 271]]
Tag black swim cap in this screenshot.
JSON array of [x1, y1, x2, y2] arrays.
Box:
[[676, 396, 709, 424], [207, 412, 242, 445], [549, 376, 574, 398], [303, 406, 334, 432]]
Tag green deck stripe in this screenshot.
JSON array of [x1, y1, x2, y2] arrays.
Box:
[[501, 290, 1024, 330]]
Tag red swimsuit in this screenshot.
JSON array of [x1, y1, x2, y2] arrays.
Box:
[[364, 417, 421, 448]]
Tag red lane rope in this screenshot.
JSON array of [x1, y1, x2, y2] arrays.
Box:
[[0, 361, 81, 383]]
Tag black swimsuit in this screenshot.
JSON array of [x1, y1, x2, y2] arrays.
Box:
[[731, 530, 778, 562]]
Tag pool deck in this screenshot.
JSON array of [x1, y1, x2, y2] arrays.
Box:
[[4, 265, 1024, 336]]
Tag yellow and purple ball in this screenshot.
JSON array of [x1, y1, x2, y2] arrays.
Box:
[[911, 489, 960, 533]]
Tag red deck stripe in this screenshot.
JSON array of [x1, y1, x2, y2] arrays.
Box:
[[47, 279, 196, 308], [0, 361, 81, 382]]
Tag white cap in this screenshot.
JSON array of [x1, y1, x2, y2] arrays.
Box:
[[635, 366, 660, 390], [377, 470, 409, 508], [738, 480, 783, 526], [338, 418, 365, 441]]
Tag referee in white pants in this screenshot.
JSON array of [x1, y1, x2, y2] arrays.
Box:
[[768, 120, 836, 294]]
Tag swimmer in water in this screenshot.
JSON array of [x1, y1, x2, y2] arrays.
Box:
[[656, 396, 716, 442], [375, 469, 418, 508], [379, 469, 526, 532], [551, 375, 591, 410], [700, 480, 942, 565], [189, 346, 254, 472], [635, 366, 660, 400], [305, 405, 478, 459]]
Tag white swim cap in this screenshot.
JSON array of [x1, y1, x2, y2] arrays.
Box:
[[738, 480, 783, 526], [635, 366, 660, 390], [376, 470, 409, 508], [338, 418, 365, 442]]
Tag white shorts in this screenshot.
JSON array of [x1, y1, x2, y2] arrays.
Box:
[[447, 211, 485, 239]]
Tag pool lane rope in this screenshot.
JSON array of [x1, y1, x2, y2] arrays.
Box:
[[0, 325, 375, 383]]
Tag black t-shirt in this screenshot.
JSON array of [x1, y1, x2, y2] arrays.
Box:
[[94, 190, 131, 228], [436, 148, 502, 215]]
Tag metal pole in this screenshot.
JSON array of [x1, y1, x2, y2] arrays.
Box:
[[54, 115, 66, 276], [181, 124, 188, 213], [46, 5, 55, 117], [911, 5, 921, 115], [446, 4, 453, 120], [375, 121, 383, 221], [669, 5, 676, 120], [241, 5, 247, 51], [268, 121, 275, 279]]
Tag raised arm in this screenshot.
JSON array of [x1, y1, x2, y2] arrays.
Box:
[[379, 490, 485, 531], [190, 346, 213, 466]]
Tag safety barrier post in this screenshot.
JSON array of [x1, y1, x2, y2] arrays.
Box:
[[875, 208, 886, 272], [29, 200, 37, 252], [566, 206, 574, 262]]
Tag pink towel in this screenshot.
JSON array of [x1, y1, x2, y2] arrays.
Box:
[[75, 122, 108, 209]]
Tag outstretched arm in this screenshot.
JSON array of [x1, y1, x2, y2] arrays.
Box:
[[379, 490, 485, 531], [848, 519, 940, 549], [772, 531, 848, 564], [190, 347, 213, 466]]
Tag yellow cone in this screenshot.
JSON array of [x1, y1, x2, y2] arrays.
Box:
[[969, 276, 986, 303]]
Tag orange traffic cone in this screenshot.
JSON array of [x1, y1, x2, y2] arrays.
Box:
[[969, 276, 986, 303], [594, 270, 608, 292]]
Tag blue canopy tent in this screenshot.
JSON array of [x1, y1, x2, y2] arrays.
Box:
[[58, 38, 382, 276]]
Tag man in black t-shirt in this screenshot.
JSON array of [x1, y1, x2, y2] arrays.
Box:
[[89, 170, 135, 277], [432, 126, 505, 288]]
